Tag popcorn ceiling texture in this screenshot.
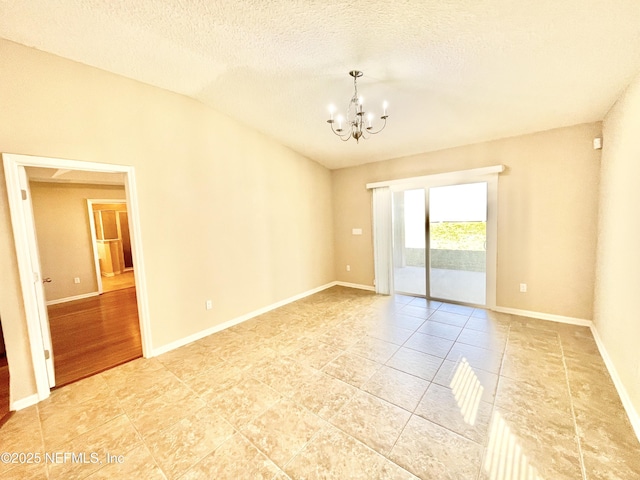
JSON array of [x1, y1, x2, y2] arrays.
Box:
[[1, 0, 640, 168]]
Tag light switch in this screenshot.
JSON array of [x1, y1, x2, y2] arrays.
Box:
[[352, 228, 363, 235]]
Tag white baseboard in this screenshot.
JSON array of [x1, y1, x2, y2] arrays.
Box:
[[334, 281, 376, 292], [11, 393, 39, 411], [46, 292, 99, 306], [590, 325, 640, 442], [493, 306, 592, 327], [152, 282, 338, 356]]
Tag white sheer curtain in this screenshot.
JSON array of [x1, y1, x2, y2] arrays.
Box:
[[372, 187, 393, 295]]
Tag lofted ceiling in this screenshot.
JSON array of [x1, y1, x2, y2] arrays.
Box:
[[2, 1, 640, 169]]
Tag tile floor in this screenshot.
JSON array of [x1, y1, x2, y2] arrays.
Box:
[[2, 286, 639, 479]]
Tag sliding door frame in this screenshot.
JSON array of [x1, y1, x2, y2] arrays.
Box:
[[368, 165, 503, 308]]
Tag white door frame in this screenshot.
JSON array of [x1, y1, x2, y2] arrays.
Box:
[[87, 199, 128, 294], [3, 153, 153, 402]]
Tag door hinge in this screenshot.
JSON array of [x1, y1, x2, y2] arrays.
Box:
[[21, 189, 27, 200], [44, 349, 51, 360]]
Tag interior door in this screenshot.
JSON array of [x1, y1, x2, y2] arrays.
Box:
[[17, 166, 56, 387], [428, 182, 487, 305]]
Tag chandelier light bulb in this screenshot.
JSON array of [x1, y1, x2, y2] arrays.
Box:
[[383, 101, 388, 117], [328, 104, 335, 121]]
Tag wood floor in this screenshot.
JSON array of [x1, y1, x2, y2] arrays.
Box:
[[47, 287, 142, 387], [101, 270, 136, 292]]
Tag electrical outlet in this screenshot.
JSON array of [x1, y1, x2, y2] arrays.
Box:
[[346, 265, 351, 272], [519, 283, 527, 293], [74, 277, 80, 284], [205, 300, 213, 310]]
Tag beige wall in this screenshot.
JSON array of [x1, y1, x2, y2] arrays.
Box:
[[332, 122, 602, 319], [30, 182, 126, 302], [594, 72, 640, 417], [0, 39, 334, 403]]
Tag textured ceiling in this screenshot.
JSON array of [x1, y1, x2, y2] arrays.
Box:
[[2, 1, 640, 169]]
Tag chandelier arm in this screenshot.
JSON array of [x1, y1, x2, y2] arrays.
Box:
[[365, 116, 388, 135], [328, 121, 352, 140]]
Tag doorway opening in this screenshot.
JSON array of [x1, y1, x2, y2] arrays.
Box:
[[3, 153, 152, 403], [88, 200, 136, 293]]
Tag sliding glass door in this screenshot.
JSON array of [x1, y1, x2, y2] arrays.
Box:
[[391, 181, 489, 305], [428, 182, 487, 304]]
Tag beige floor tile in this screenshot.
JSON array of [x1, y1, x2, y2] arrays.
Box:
[[0, 406, 46, 478], [181, 433, 281, 479], [404, 332, 454, 358], [183, 361, 248, 404], [495, 375, 574, 430], [362, 365, 429, 411], [433, 358, 499, 404], [250, 355, 316, 398], [156, 341, 222, 380], [390, 312, 428, 331], [145, 407, 235, 479], [446, 342, 503, 374], [416, 319, 462, 340], [398, 304, 433, 319], [242, 398, 326, 468], [500, 347, 565, 382], [456, 327, 508, 352], [123, 381, 206, 437], [39, 391, 124, 449], [316, 326, 362, 350], [390, 415, 483, 480], [286, 339, 342, 370], [429, 310, 469, 327], [322, 352, 381, 388], [3, 462, 48, 480], [464, 314, 511, 334], [385, 347, 443, 381], [347, 336, 400, 364], [0, 406, 44, 475], [415, 383, 493, 444], [85, 443, 165, 479], [208, 377, 282, 429], [47, 414, 141, 480], [482, 407, 583, 480], [290, 371, 357, 420], [366, 324, 415, 346], [284, 425, 386, 480], [330, 390, 411, 455], [438, 303, 475, 316]]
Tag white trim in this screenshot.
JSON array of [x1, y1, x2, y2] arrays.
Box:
[[10, 393, 40, 411], [366, 165, 505, 190], [334, 281, 376, 291], [46, 292, 99, 306], [2, 153, 153, 402], [493, 306, 592, 326], [590, 326, 640, 442], [152, 282, 338, 356]]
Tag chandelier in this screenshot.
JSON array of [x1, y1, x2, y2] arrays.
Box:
[[327, 70, 388, 143]]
